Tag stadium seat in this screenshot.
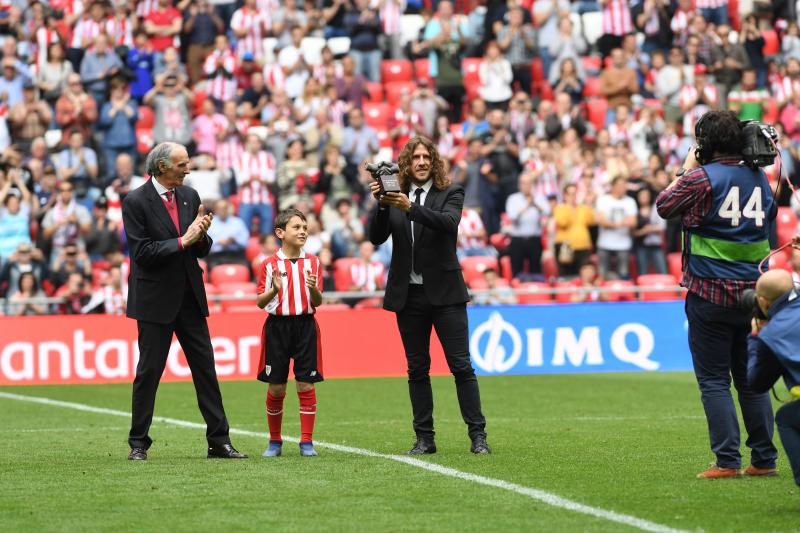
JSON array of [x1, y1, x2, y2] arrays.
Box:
[[384, 81, 417, 106], [777, 206, 798, 245], [312, 192, 326, 216], [666, 252, 683, 281], [136, 106, 154, 129], [601, 280, 636, 302], [136, 128, 153, 154], [210, 264, 251, 285], [530, 57, 544, 83], [245, 236, 262, 263], [769, 251, 789, 271], [581, 12, 603, 45], [762, 29, 779, 56], [460, 256, 498, 285], [583, 76, 600, 98], [333, 257, 360, 291], [198, 259, 209, 282], [499, 255, 513, 282], [204, 284, 222, 314], [553, 279, 580, 303], [489, 233, 510, 252], [537, 81, 554, 101], [301, 36, 327, 66], [327, 36, 351, 56], [376, 129, 393, 148], [414, 58, 432, 85], [586, 98, 608, 132], [542, 255, 559, 280], [637, 274, 681, 301], [362, 102, 391, 130], [516, 282, 553, 304], [581, 56, 602, 75], [462, 58, 482, 86], [400, 14, 426, 46], [728, 0, 740, 30], [193, 90, 207, 115], [364, 81, 384, 103], [380, 59, 413, 83], [216, 282, 257, 311]]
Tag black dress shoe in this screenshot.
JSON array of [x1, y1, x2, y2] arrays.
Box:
[[207, 443, 248, 459], [128, 447, 147, 461], [408, 437, 437, 455], [470, 435, 491, 454]]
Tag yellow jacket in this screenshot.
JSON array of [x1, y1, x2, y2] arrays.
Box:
[[553, 204, 595, 251]]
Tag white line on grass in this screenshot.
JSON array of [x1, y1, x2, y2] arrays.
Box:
[[0, 391, 686, 533]]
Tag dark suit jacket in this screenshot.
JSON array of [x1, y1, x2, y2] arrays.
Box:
[[122, 180, 212, 324], [369, 183, 469, 312]]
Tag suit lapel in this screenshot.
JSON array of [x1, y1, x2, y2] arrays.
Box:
[[146, 180, 179, 238], [414, 187, 437, 248], [176, 187, 191, 234]]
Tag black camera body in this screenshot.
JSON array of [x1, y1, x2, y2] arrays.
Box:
[[741, 288, 768, 320], [695, 113, 778, 168]]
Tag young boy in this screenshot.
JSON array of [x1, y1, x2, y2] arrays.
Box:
[[256, 208, 324, 457]]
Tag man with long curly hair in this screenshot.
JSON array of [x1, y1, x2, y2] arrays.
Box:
[[368, 136, 490, 455]]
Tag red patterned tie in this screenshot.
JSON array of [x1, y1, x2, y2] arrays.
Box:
[[164, 191, 180, 233]]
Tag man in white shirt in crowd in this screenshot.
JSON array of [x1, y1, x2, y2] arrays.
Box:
[[595, 175, 638, 279], [205, 198, 250, 270], [504, 172, 549, 279]]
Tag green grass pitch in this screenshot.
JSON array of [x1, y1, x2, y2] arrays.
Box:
[[1, 373, 798, 532]]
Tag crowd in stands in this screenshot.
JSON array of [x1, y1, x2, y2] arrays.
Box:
[[2, 0, 800, 315]]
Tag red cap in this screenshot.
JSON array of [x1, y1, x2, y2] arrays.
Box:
[[694, 64, 708, 76]]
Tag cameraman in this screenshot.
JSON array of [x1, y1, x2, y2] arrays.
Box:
[[656, 110, 778, 479], [747, 269, 800, 489]]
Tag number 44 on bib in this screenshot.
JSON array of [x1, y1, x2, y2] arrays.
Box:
[[718, 186, 765, 227]]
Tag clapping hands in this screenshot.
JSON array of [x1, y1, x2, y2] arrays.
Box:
[[181, 205, 214, 247]]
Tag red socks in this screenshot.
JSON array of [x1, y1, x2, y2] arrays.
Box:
[[297, 388, 317, 443], [266, 391, 284, 442]]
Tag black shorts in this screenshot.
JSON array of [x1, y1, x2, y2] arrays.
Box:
[[257, 314, 323, 384]]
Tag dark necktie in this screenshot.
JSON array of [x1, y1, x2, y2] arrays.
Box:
[[412, 188, 423, 275], [163, 190, 180, 233]]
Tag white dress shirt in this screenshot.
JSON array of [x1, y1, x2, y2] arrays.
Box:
[[409, 179, 432, 285]]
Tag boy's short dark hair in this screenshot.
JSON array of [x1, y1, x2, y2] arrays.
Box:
[[274, 208, 307, 231]]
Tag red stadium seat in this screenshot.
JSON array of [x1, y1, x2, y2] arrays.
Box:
[[637, 274, 681, 301], [204, 284, 222, 314], [193, 90, 207, 115], [516, 282, 552, 304], [362, 102, 391, 130], [762, 29, 779, 56], [583, 76, 601, 98], [537, 81, 554, 101], [210, 264, 251, 285], [581, 56, 602, 75], [136, 106, 154, 129], [462, 58, 482, 85], [136, 128, 153, 154], [489, 233, 510, 252], [769, 251, 789, 271], [601, 279, 636, 302], [542, 255, 559, 280], [312, 192, 326, 216], [414, 58, 432, 85], [333, 257, 360, 291], [380, 59, 413, 83], [666, 252, 683, 281], [376, 129, 393, 148], [245, 236, 262, 263], [763, 97, 779, 124], [198, 259, 209, 283], [364, 81, 384, 103], [530, 57, 544, 83], [216, 282, 257, 311], [777, 206, 798, 246], [460, 256, 498, 285], [384, 81, 417, 106], [499, 255, 513, 282], [553, 279, 580, 303], [586, 98, 608, 132], [729, 0, 740, 30]]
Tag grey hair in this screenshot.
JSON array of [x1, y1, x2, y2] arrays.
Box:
[[146, 142, 178, 177]]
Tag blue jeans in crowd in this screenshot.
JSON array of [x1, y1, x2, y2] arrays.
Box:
[[700, 6, 728, 26], [635, 246, 667, 276], [238, 203, 273, 236], [685, 292, 778, 469], [776, 401, 800, 486], [350, 49, 382, 83]]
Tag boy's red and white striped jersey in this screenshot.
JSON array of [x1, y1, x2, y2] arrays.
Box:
[[257, 249, 322, 316]]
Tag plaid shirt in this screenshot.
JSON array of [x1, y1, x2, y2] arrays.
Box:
[[655, 158, 771, 308]]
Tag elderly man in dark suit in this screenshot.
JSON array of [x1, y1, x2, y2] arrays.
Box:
[[369, 136, 490, 455], [122, 142, 247, 461]]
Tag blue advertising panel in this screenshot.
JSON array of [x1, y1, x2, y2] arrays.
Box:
[[467, 301, 691, 375]]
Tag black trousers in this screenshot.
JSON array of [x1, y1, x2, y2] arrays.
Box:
[[128, 287, 231, 449], [395, 285, 486, 440], [685, 292, 777, 468], [509, 235, 543, 277]]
